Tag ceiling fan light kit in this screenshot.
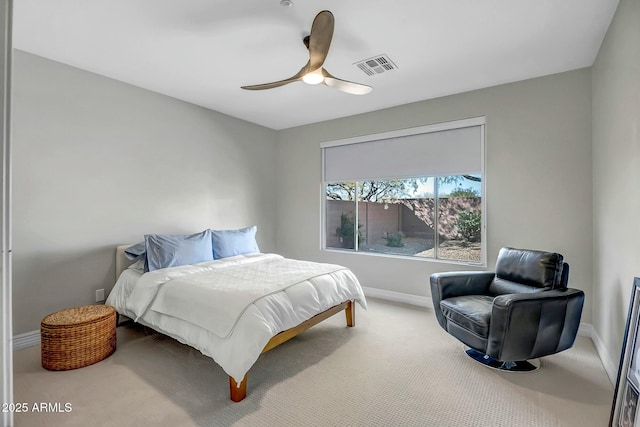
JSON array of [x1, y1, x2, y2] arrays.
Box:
[[241, 10, 372, 95], [302, 69, 324, 85]]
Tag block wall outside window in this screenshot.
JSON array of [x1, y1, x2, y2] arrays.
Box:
[[321, 117, 485, 265], [325, 176, 482, 263]]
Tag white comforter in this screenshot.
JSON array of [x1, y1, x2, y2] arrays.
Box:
[[107, 253, 367, 383]]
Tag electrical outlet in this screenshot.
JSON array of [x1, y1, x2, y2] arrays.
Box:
[[95, 288, 105, 302]]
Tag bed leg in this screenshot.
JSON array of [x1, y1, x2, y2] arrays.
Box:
[[229, 374, 247, 402], [345, 300, 355, 327]]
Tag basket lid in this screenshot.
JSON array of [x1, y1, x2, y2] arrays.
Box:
[[42, 305, 115, 327]]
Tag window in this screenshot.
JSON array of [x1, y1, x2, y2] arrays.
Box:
[[321, 118, 485, 264]]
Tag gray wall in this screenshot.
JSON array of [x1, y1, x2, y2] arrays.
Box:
[[592, 0, 640, 377], [11, 51, 278, 334], [277, 68, 593, 323]]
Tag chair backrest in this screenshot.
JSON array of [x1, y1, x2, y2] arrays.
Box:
[[489, 247, 567, 296]]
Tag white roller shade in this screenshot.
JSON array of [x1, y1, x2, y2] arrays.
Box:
[[323, 124, 482, 182]]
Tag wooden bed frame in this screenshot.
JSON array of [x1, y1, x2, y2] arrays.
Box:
[[114, 245, 356, 402], [229, 299, 355, 402]]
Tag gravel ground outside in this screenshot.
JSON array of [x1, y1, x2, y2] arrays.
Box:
[[360, 237, 481, 263]]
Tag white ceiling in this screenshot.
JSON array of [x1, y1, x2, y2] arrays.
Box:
[[13, 0, 619, 130]]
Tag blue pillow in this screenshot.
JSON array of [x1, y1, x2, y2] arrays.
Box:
[[211, 226, 260, 259], [144, 230, 214, 272], [124, 241, 146, 260]]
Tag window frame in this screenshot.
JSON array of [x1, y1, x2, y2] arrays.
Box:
[[320, 117, 486, 266]]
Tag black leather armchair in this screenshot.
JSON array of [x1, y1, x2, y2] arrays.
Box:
[[430, 247, 585, 370]]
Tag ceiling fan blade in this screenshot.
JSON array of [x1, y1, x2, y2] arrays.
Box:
[[308, 10, 334, 71], [322, 69, 372, 95], [241, 78, 299, 91], [241, 62, 309, 91]]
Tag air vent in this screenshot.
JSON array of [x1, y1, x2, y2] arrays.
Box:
[[354, 54, 398, 77]]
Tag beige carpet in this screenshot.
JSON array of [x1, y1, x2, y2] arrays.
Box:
[[13, 298, 613, 427]]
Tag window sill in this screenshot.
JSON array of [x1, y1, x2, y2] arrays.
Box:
[[322, 248, 486, 268]]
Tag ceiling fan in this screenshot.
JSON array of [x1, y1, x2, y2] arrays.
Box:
[[241, 10, 372, 95]]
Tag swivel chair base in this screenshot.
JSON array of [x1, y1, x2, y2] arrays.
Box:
[[465, 348, 540, 372]]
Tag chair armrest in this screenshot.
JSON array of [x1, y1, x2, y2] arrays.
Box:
[[430, 271, 495, 301], [430, 271, 495, 329], [492, 288, 584, 306], [488, 288, 585, 361]]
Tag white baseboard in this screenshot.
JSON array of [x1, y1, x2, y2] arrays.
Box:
[[362, 286, 432, 308], [13, 330, 40, 351], [17, 290, 421, 352], [363, 286, 615, 382], [14, 289, 618, 385], [578, 323, 618, 384]]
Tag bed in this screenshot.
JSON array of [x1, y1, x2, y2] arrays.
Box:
[[106, 230, 366, 402]]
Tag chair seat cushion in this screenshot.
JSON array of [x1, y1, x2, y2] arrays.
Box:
[[440, 295, 494, 338]]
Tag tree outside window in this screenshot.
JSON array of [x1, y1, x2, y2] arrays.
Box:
[[325, 175, 482, 263]]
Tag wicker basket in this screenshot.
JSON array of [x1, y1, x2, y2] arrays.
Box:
[[41, 305, 117, 371]]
